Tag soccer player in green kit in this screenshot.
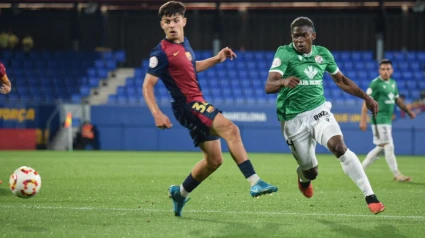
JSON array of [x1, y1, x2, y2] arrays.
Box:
[[265, 17, 385, 214], [360, 59, 416, 182]]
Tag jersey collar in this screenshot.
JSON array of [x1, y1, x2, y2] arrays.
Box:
[[290, 43, 314, 57]]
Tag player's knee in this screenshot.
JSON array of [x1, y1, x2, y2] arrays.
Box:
[[223, 122, 241, 142], [206, 156, 223, 170], [303, 167, 318, 180], [328, 137, 347, 157]]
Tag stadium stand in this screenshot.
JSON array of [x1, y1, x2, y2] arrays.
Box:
[[1, 50, 423, 106], [0, 50, 125, 104], [107, 50, 425, 106]]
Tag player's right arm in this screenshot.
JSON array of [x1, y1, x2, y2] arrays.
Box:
[[265, 47, 300, 94], [142, 49, 172, 129], [142, 74, 172, 129], [359, 102, 369, 131], [0, 62, 12, 94], [359, 81, 376, 131]]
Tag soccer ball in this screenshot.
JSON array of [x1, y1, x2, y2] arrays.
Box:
[[9, 166, 42, 198]]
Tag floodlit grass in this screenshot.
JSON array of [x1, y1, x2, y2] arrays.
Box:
[[1, 151, 424, 237]]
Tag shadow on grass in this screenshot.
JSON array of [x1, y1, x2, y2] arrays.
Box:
[[0, 188, 11, 196], [404, 182, 425, 186], [182, 216, 290, 238], [17, 226, 50, 233], [318, 219, 407, 238]]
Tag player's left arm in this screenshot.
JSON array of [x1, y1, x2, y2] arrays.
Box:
[[331, 72, 368, 100], [331, 72, 378, 116], [0, 62, 12, 94], [196, 47, 236, 72], [395, 97, 416, 119]]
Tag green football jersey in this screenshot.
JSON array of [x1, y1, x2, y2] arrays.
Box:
[[366, 77, 399, 125], [269, 43, 339, 121]]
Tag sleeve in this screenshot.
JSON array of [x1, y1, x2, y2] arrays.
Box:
[[324, 49, 339, 75], [394, 81, 399, 99], [269, 47, 289, 76], [0, 62, 6, 77], [366, 81, 378, 99], [147, 47, 168, 78]]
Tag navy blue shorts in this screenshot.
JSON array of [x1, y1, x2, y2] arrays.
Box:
[[172, 101, 221, 147]]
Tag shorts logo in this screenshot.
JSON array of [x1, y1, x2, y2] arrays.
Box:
[[313, 111, 329, 122], [206, 106, 214, 113], [149, 56, 158, 68]]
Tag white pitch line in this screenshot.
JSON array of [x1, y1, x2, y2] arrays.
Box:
[[0, 204, 424, 220]]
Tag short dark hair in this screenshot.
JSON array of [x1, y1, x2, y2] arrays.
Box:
[[379, 59, 392, 66], [291, 17, 315, 32], [158, 1, 186, 18]]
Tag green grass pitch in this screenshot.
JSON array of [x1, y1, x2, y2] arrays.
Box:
[[1, 151, 425, 237]]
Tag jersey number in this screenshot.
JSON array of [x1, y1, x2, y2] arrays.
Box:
[[287, 139, 297, 152], [192, 102, 209, 113]]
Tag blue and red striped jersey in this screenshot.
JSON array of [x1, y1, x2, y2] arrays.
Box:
[[147, 37, 204, 104]]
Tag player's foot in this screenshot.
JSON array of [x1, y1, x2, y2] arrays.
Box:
[[168, 185, 190, 217], [393, 175, 412, 182], [0, 180, 2, 185], [365, 194, 385, 214], [297, 178, 313, 198], [250, 180, 278, 197]]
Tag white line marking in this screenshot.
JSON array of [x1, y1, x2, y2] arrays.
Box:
[[1, 204, 424, 219]]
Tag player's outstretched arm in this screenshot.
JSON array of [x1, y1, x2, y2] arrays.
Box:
[[331, 71, 379, 117], [359, 102, 369, 131], [265, 72, 299, 94], [396, 97, 416, 119], [0, 62, 11, 94], [195, 47, 237, 73], [142, 73, 173, 129]]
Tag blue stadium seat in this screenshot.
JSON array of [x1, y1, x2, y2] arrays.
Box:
[[410, 90, 421, 99], [114, 50, 126, 63], [392, 72, 401, 79], [108, 95, 117, 104], [406, 52, 416, 61], [410, 62, 420, 71], [413, 72, 423, 80], [71, 94, 82, 103]]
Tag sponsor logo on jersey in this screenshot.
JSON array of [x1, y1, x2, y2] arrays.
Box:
[[304, 66, 318, 80], [385, 92, 396, 104]]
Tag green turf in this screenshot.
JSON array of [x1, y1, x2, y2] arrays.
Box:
[[1, 151, 424, 238]]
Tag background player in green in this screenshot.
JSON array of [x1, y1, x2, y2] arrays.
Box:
[[265, 16, 385, 214], [359, 59, 416, 182]]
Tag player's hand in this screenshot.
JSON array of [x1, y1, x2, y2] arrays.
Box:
[[215, 47, 237, 62], [281, 76, 300, 88], [359, 122, 367, 131], [408, 111, 416, 119], [0, 84, 11, 94], [365, 97, 379, 117], [153, 112, 173, 130]]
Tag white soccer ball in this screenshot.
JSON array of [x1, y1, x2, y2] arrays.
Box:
[[9, 166, 42, 198]]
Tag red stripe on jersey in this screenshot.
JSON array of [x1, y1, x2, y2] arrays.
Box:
[[161, 40, 204, 103]]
